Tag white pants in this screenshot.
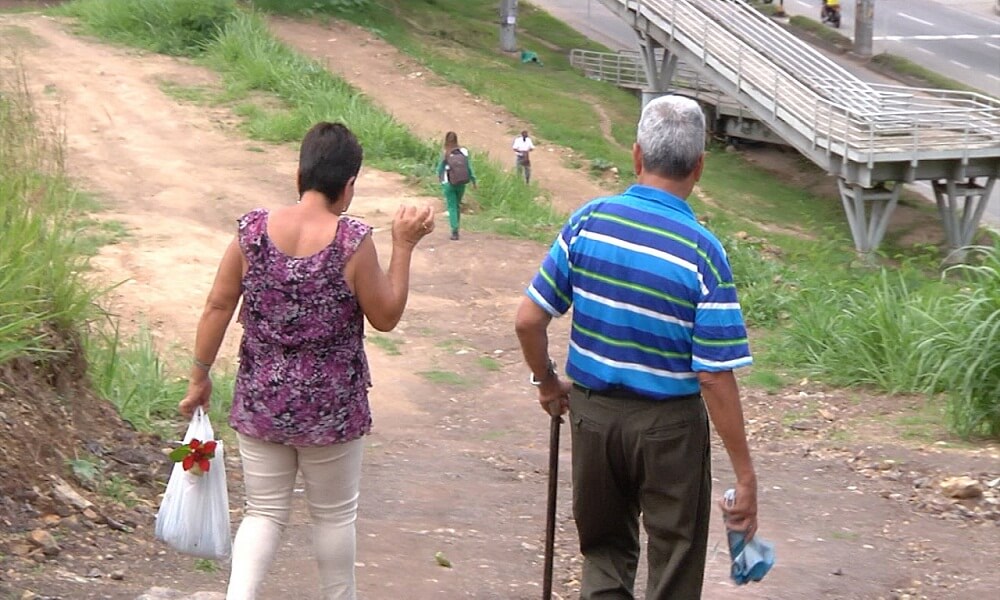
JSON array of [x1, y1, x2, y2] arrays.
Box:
[[226, 434, 364, 600]]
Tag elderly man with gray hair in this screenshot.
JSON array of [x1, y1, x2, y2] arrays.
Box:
[[515, 95, 759, 598]]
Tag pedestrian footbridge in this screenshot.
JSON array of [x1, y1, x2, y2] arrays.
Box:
[[578, 0, 1000, 254]]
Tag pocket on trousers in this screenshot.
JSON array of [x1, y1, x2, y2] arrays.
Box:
[[643, 418, 691, 442], [571, 412, 602, 434]]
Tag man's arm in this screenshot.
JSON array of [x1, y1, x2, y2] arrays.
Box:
[[699, 369, 758, 539], [515, 298, 570, 415]]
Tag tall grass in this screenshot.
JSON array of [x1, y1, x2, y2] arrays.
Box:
[[723, 237, 801, 328], [0, 54, 224, 434], [85, 325, 234, 434], [0, 59, 97, 364], [925, 245, 1000, 437], [61, 0, 238, 56], [779, 244, 1000, 438], [778, 271, 944, 390]]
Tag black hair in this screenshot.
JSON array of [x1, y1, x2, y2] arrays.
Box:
[[297, 122, 363, 203]]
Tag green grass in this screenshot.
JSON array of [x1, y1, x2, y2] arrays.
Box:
[[68, 454, 139, 507], [194, 558, 219, 573], [61, 0, 239, 56], [418, 370, 469, 386], [870, 53, 990, 96], [367, 334, 402, 356], [775, 243, 1000, 438], [158, 79, 218, 104], [85, 325, 234, 434], [743, 369, 785, 394], [476, 356, 501, 372], [0, 59, 100, 364], [101, 473, 138, 507], [256, 0, 639, 176], [787, 15, 852, 50], [435, 338, 466, 352]]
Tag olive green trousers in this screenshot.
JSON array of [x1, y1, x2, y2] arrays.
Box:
[[569, 387, 712, 599]]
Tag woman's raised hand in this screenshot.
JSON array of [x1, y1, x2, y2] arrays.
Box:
[[392, 204, 435, 247]]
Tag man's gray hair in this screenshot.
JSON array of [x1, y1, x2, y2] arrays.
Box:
[[636, 95, 706, 179]]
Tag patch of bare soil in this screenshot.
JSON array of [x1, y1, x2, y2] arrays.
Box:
[[0, 12, 998, 600]]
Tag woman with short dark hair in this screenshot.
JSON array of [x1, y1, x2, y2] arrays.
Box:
[[179, 122, 434, 599]]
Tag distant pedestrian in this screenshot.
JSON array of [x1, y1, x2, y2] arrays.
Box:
[[436, 131, 477, 241], [512, 129, 534, 184], [515, 95, 759, 599]]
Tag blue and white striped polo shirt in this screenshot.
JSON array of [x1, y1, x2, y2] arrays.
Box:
[[526, 184, 752, 399]]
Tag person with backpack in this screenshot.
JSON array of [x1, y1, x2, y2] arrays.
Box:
[[436, 131, 477, 240]]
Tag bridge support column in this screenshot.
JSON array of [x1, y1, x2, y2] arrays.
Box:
[[932, 177, 995, 252], [636, 32, 676, 108], [837, 179, 900, 254]]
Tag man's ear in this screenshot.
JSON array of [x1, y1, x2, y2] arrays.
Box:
[[692, 154, 705, 182], [632, 143, 643, 176]]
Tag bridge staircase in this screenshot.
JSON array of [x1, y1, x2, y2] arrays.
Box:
[[582, 0, 1000, 254]]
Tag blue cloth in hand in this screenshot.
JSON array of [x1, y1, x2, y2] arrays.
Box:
[[727, 530, 775, 585]]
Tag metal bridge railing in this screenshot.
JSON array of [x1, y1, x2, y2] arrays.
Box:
[[599, 0, 1000, 167]]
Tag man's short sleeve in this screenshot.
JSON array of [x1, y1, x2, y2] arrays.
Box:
[[526, 222, 574, 316], [691, 245, 752, 371]]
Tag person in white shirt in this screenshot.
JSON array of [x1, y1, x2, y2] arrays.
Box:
[[512, 130, 535, 184]]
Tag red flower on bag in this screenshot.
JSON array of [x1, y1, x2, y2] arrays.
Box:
[[169, 438, 218, 476]]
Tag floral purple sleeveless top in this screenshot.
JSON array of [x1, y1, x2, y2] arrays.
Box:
[[230, 208, 373, 447]]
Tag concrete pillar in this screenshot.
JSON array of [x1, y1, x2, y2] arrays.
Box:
[[500, 0, 518, 53], [854, 0, 875, 58]]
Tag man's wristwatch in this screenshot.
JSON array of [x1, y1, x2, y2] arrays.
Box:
[[530, 359, 557, 386]]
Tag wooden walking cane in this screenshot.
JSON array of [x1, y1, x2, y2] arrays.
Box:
[[543, 408, 562, 600]]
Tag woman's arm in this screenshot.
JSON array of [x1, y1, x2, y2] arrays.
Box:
[[347, 205, 434, 331], [179, 237, 244, 417]]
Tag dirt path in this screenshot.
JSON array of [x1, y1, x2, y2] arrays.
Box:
[[268, 16, 616, 217], [2, 12, 999, 600]]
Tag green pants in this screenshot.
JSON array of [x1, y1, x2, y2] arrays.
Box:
[[569, 387, 711, 599], [442, 183, 466, 233]]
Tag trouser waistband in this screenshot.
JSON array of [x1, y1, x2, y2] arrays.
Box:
[[572, 383, 701, 403]]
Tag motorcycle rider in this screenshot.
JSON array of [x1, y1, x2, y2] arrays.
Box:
[[821, 0, 841, 27]]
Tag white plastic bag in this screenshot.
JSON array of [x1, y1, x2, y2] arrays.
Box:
[[155, 407, 232, 560]]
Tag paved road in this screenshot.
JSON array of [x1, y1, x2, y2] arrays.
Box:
[[781, 0, 1000, 97], [529, 0, 999, 227]]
